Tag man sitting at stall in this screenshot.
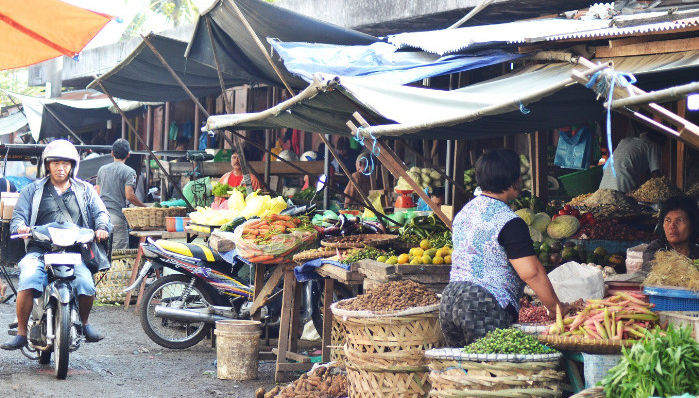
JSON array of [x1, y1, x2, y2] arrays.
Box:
[[642, 195, 699, 272], [213, 152, 262, 208], [598, 130, 665, 193]]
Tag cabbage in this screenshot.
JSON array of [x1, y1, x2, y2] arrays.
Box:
[[528, 226, 543, 242], [547, 215, 580, 239], [515, 208, 535, 225], [531, 212, 552, 233]]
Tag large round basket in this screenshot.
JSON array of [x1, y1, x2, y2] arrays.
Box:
[[331, 299, 443, 398], [569, 386, 605, 398], [537, 335, 637, 355], [425, 348, 565, 398], [94, 249, 139, 304], [123, 207, 188, 230]]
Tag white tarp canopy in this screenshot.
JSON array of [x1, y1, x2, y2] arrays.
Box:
[[0, 112, 28, 136]]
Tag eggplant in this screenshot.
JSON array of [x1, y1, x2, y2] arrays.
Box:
[[360, 221, 380, 234], [337, 214, 348, 230], [323, 225, 341, 236], [340, 223, 360, 236], [363, 220, 386, 234]]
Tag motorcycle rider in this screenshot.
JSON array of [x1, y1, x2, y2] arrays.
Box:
[[1, 140, 112, 350]]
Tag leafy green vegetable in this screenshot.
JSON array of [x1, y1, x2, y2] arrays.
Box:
[[341, 247, 392, 264], [212, 183, 233, 198], [601, 325, 699, 398], [463, 328, 554, 355], [293, 187, 317, 201]]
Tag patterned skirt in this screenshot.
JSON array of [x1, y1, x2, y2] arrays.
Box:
[[439, 281, 517, 348]]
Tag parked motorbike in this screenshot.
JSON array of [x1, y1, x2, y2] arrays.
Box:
[[8, 222, 95, 379], [126, 237, 353, 349]]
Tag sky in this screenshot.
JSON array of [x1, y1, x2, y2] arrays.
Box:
[[61, 0, 216, 49]]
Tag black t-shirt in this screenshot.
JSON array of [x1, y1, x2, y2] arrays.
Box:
[[36, 184, 82, 226], [498, 217, 536, 260]]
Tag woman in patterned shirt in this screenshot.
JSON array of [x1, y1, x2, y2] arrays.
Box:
[[440, 149, 567, 347]]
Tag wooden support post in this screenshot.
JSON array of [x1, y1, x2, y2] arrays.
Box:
[[531, 131, 549, 202], [321, 278, 334, 363], [453, 140, 467, 213], [677, 99, 687, 190], [193, 101, 200, 150]]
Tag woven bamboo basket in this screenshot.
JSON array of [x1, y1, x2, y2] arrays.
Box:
[[537, 335, 636, 355], [330, 317, 346, 364], [332, 300, 443, 398], [123, 207, 188, 230], [426, 349, 565, 398], [569, 387, 605, 398], [94, 249, 139, 304]]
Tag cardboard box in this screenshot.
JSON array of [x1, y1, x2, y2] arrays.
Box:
[[2, 202, 15, 220]]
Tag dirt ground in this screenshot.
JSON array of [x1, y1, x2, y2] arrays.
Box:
[[0, 277, 282, 398]]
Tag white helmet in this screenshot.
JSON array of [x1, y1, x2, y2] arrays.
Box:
[[42, 139, 80, 178], [277, 149, 299, 162], [301, 151, 317, 161]]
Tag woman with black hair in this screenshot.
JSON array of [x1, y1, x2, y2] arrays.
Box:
[[440, 149, 566, 347], [642, 195, 699, 272]]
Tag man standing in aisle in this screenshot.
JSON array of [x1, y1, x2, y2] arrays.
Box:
[[95, 139, 146, 249]]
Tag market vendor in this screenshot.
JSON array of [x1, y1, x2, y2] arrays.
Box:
[[343, 153, 371, 208], [213, 152, 262, 208], [441, 149, 567, 347], [598, 131, 665, 193], [642, 195, 699, 272]]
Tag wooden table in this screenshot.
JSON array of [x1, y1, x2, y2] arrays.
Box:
[[123, 230, 188, 311]]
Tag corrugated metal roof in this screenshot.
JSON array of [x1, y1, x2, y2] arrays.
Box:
[[387, 19, 611, 56], [545, 18, 699, 41]]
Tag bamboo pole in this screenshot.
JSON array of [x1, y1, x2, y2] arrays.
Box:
[[93, 78, 192, 210], [609, 81, 699, 109]]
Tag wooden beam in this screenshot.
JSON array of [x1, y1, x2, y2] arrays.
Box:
[[168, 160, 326, 177], [677, 99, 687, 190], [595, 37, 699, 58]]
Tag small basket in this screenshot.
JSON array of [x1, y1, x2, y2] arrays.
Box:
[[537, 335, 637, 355], [123, 207, 188, 230], [321, 234, 398, 249], [570, 386, 605, 398], [658, 311, 699, 342], [643, 285, 699, 311], [426, 348, 565, 398], [293, 247, 337, 264], [94, 249, 139, 304]]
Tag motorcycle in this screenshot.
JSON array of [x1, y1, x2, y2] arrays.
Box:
[[8, 222, 97, 379], [125, 237, 353, 349]]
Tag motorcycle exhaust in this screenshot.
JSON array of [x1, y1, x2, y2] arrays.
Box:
[[154, 305, 229, 324]]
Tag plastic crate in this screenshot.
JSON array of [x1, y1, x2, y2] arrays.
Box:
[[558, 166, 603, 197], [644, 286, 699, 311], [658, 312, 699, 342], [581, 353, 621, 389]]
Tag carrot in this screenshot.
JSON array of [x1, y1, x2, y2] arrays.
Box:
[[247, 255, 275, 263], [284, 221, 296, 229], [270, 214, 291, 221], [242, 229, 258, 236], [261, 257, 287, 264], [245, 221, 263, 228]]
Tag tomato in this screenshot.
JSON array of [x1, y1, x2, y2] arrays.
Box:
[[587, 218, 596, 225], [559, 209, 570, 216], [584, 212, 595, 221], [563, 205, 572, 211], [552, 214, 560, 221], [570, 209, 580, 218]]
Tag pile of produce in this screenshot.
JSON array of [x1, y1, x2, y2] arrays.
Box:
[[189, 207, 245, 227], [517, 208, 579, 242], [320, 214, 386, 238], [336, 280, 439, 312], [685, 182, 699, 200], [572, 219, 653, 241], [258, 366, 347, 398], [543, 292, 659, 340], [644, 250, 699, 291], [510, 193, 549, 214], [291, 186, 318, 201], [628, 176, 682, 203], [600, 325, 699, 398], [234, 214, 317, 264], [583, 189, 637, 207], [518, 299, 550, 324], [339, 247, 392, 264], [567, 193, 593, 207], [463, 168, 477, 197], [395, 166, 443, 193], [211, 183, 234, 198], [463, 328, 554, 354], [398, 214, 449, 243], [587, 203, 654, 222], [375, 237, 451, 265], [533, 240, 623, 269]]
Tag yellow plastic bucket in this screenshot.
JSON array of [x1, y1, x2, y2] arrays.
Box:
[[214, 320, 261, 380]]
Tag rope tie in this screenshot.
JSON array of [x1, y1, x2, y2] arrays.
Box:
[[585, 68, 637, 178], [354, 126, 381, 176], [519, 102, 530, 114]]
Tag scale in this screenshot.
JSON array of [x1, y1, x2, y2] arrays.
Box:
[[395, 189, 416, 210]]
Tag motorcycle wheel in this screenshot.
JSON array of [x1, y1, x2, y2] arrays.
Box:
[[311, 282, 355, 337], [139, 274, 214, 349], [54, 303, 71, 379]]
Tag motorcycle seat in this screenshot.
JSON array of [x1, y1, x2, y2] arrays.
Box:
[[154, 239, 225, 263]]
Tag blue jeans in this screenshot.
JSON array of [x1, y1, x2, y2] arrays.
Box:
[[17, 251, 95, 297]]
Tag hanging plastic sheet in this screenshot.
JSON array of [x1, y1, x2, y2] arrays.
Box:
[[554, 124, 594, 170]]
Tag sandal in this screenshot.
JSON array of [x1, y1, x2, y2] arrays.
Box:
[[1, 293, 14, 303]]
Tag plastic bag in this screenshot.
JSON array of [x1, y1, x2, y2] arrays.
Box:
[[548, 261, 604, 302], [182, 177, 212, 208], [232, 218, 317, 261], [227, 190, 246, 213], [363, 191, 385, 219]]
